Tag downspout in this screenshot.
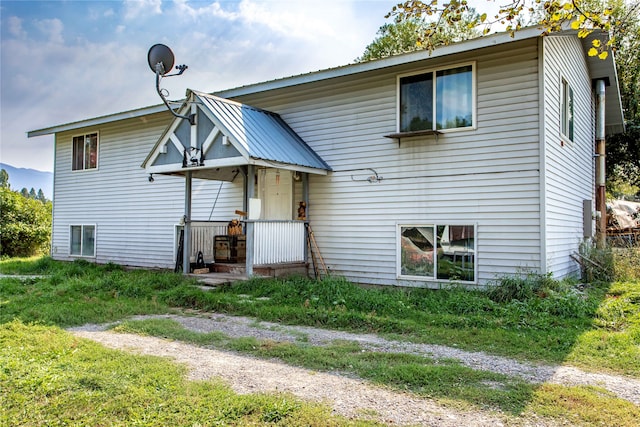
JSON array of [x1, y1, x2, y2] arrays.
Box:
[[594, 79, 607, 248]]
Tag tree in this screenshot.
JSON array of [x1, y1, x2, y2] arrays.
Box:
[[37, 189, 47, 203], [605, 0, 640, 198], [387, 0, 621, 58], [0, 169, 9, 189], [358, 12, 480, 62], [29, 188, 37, 199], [20, 188, 29, 198], [0, 187, 52, 257]]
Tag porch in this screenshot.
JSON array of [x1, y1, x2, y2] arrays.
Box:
[[182, 220, 310, 278], [142, 90, 331, 277]]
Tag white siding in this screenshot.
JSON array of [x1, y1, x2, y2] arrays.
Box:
[[51, 111, 244, 268], [233, 39, 543, 286], [50, 36, 601, 286], [542, 36, 595, 278]]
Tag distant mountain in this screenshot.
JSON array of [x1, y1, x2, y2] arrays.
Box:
[[0, 163, 53, 200]]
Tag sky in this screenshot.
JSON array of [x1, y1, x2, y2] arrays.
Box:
[[0, 0, 499, 172]]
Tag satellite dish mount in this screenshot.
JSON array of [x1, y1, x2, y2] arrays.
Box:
[[147, 44, 195, 125]]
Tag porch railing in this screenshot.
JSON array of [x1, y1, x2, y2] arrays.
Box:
[[252, 220, 306, 265], [190, 221, 228, 263], [186, 220, 306, 265]]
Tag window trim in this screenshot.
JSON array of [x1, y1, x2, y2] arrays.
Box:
[[396, 62, 477, 134], [560, 78, 574, 143], [69, 224, 97, 258], [396, 222, 477, 284], [71, 131, 99, 171]]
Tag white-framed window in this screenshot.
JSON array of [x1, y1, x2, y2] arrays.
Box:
[[72, 132, 98, 171], [561, 78, 574, 142], [398, 223, 476, 282], [398, 63, 475, 133], [70, 225, 96, 257]]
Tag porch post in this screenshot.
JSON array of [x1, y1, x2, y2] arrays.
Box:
[[302, 172, 309, 262], [245, 165, 255, 277], [302, 172, 309, 216], [183, 170, 192, 274]]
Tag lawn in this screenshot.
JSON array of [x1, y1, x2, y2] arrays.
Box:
[[1, 254, 639, 426]]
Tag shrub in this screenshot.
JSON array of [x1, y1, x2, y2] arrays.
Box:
[[0, 187, 52, 257], [487, 272, 556, 303]]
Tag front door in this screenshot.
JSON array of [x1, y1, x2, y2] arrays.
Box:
[[258, 168, 292, 220]]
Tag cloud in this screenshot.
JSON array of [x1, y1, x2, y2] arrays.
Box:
[[33, 18, 64, 44], [7, 16, 27, 39], [172, 0, 238, 20], [0, 0, 393, 172], [124, 0, 163, 20]]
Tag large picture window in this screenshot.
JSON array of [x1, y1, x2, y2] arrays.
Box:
[[561, 79, 574, 142], [398, 224, 476, 282], [70, 225, 96, 257], [72, 133, 98, 171], [399, 64, 474, 132]]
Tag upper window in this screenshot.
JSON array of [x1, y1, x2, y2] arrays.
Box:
[[72, 133, 98, 171], [561, 79, 574, 142], [398, 224, 476, 282], [70, 225, 96, 257], [399, 64, 475, 133]]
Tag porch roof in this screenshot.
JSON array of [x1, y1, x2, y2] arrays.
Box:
[[142, 90, 331, 180]]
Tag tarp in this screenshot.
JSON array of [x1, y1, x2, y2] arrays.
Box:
[[607, 200, 640, 230]]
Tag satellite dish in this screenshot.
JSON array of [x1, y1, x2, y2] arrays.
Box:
[[147, 44, 175, 75]]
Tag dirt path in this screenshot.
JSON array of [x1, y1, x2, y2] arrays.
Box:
[[70, 313, 640, 426]]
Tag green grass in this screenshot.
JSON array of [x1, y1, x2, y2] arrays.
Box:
[[1, 257, 638, 375], [159, 275, 639, 375], [0, 320, 377, 427], [0, 258, 191, 326], [2, 256, 639, 426]]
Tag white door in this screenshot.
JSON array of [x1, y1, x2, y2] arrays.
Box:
[[258, 169, 292, 220]]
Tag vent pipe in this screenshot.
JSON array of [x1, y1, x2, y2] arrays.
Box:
[[595, 79, 607, 248]]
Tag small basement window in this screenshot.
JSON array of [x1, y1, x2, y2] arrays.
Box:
[[398, 224, 476, 282], [70, 225, 96, 257]]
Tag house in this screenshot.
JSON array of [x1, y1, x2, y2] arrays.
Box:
[[28, 26, 624, 288]]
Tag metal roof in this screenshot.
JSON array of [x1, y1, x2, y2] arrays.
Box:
[[192, 90, 331, 171], [190, 91, 331, 170]]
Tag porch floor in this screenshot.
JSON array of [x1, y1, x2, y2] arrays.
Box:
[[189, 262, 308, 289]]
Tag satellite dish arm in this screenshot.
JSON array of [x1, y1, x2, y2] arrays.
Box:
[[154, 63, 196, 126]]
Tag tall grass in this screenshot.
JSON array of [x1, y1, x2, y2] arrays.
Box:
[[613, 243, 640, 281], [1, 256, 637, 374]]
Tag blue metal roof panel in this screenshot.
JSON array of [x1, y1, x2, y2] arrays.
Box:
[[193, 91, 330, 171]]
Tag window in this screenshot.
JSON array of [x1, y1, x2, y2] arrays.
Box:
[[70, 225, 96, 257], [72, 133, 98, 170], [561, 79, 574, 142], [398, 224, 475, 282], [399, 64, 474, 132]]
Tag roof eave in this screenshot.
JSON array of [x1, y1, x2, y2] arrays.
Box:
[[216, 26, 547, 98], [27, 102, 180, 138]]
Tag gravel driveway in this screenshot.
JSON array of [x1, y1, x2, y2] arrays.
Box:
[[70, 312, 640, 426]]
